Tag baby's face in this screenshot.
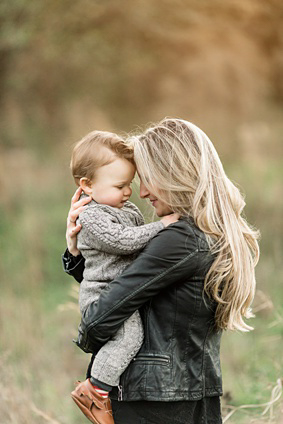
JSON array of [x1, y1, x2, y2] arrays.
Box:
[[91, 157, 136, 208]]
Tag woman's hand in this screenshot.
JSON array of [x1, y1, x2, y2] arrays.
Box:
[[66, 187, 92, 256], [161, 212, 180, 227]]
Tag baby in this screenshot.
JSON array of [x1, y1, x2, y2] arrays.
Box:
[[69, 130, 178, 424]]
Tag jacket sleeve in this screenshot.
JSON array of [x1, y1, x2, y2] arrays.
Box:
[[79, 206, 164, 254], [77, 222, 200, 353], [62, 249, 85, 283]]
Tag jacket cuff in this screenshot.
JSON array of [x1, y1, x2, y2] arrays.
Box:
[[62, 249, 85, 282]]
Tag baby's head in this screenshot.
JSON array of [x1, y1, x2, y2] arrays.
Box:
[[71, 131, 136, 208]]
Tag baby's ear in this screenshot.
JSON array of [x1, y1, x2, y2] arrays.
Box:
[[79, 177, 92, 195]]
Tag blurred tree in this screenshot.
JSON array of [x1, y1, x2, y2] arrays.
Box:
[[0, 0, 282, 140]]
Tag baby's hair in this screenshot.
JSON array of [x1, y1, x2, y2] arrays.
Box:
[[70, 131, 135, 186]]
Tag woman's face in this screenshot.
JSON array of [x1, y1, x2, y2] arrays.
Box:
[[139, 179, 173, 217]]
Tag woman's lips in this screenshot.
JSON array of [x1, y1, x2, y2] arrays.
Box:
[[150, 199, 157, 207]]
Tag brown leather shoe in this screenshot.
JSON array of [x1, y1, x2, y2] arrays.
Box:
[[71, 379, 114, 424]]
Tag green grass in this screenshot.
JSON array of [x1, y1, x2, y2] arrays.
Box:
[[0, 149, 282, 423]]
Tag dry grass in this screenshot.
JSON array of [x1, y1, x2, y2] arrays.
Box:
[[0, 3, 283, 421], [223, 378, 282, 423], [0, 127, 282, 423]]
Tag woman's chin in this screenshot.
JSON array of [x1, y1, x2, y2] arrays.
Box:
[[156, 208, 173, 217], [150, 199, 173, 217]]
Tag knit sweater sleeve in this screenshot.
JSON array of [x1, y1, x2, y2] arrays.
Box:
[[79, 206, 164, 255]]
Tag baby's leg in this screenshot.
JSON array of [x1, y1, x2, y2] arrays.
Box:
[[91, 310, 144, 387]]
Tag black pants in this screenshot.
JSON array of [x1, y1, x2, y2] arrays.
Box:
[[111, 397, 222, 424]]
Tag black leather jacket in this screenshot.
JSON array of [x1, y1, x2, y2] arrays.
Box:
[[62, 219, 223, 401]]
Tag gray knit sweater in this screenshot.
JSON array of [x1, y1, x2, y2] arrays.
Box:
[[77, 196, 164, 313]]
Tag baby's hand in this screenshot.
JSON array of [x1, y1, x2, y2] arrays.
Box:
[[161, 213, 180, 227]]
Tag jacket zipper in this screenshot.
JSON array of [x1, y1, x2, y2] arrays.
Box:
[[118, 385, 123, 401], [133, 355, 170, 364]]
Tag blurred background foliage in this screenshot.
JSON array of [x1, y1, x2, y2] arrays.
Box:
[[0, 0, 282, 423]]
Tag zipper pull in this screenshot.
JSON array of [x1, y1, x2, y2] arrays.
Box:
[[118, 385, 123, 401]]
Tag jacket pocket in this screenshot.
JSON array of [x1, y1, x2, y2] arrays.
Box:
[[121, 353, 173, 398], [132, 353, 171, 366]]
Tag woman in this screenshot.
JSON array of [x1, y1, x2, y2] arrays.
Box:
[[63, 118, 259, 424]]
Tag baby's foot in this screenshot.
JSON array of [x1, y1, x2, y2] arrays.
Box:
[[71, 378, 114, 424]]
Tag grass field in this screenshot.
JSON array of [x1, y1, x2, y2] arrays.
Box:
[[1, 1, 283, 421], [0, 132, 282, 423]]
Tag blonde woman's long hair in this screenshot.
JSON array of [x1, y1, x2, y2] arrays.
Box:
[[130, 118, 260, 332]]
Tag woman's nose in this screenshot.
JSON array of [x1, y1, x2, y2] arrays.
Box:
[[139, 181, 150, 198]]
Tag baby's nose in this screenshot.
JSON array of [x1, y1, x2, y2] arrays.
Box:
[[125, 186, 132, 196]]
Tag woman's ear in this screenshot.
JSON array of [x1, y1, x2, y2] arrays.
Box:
[[79, 177, 93, 196]]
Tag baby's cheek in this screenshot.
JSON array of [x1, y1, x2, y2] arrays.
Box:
[[97, 192, 115, 204], [101, 190, 122, 207]]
